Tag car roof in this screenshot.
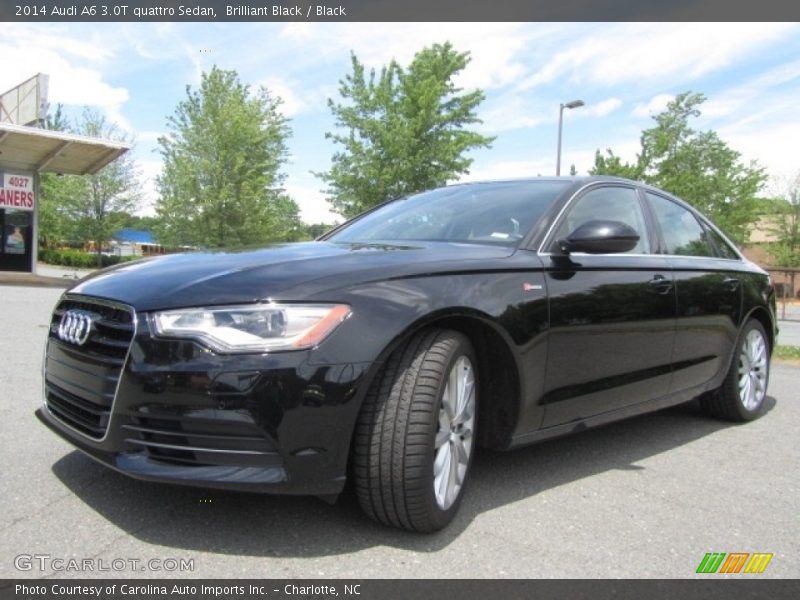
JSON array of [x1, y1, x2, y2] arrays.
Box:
[[444, 176, 695, 206], [443, 175, 638, 187], [451, 175, 646, 185]]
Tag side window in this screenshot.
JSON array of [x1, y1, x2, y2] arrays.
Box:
[[704, 225, 740, 260], [646, 193, 713, 257], [551, 186, 650, 254]]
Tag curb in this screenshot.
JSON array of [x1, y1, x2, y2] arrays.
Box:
[[0, 272, 78, 288]]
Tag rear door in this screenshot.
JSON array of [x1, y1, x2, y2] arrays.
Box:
[[644, 192, 742, 393], [540, 184, 676, 427]]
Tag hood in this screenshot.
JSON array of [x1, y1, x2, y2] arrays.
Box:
[[68, 241, 516, 311]]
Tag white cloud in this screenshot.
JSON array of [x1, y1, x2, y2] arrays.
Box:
[[134, 159, 163, 216], [0, 24, 130, 130], [703, 58, 800, 119], [25, 25, 115, 63], [8, 21, 800, 220], [260, 77, 305, 117], [278, 22, 315, 43], [461, 159, 556, 181], [516, 35, 597, 90], [632, 94, 674, 118], [479, 94, 548, 133], [582, 97, 622, 118], [283, 183, 340, 224], [278, 22, 533, 91], [719, 119, 800, 181], [465, 136, 642, 182], [136, 131, 164, 145], [123, 23, 178, 61], [590, 24, 795, 85], [518, 23, 797, 91], [0, 48, 128, 111], [256, 78, 334, 118], [481, 96, 620, 134]]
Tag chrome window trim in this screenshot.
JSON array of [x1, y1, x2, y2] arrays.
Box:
[[641, 190, 745, 262], [43, 293, 138, 443], [697, 217, 745, 262], [537, 251, 743, 261], [536, 181, 643, 254], [537, 181, 746, 262]]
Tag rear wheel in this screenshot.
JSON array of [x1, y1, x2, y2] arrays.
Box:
[[700, 319, 770, 421], [352, 329, 478, 532]]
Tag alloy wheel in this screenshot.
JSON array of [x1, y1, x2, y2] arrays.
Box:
[[434, 355, 476, 510], [738, 329, 768, 410]]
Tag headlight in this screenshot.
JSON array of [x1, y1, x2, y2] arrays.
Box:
[[151, 303, 351, 353]]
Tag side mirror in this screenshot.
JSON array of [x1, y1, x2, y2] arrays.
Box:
[[557, 220, 640, 254]]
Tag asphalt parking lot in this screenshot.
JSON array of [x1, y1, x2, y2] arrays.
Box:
[[1, 284, 798, 579]]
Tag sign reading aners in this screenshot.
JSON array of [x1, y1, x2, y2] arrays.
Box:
[[0, 170, 35, 211]]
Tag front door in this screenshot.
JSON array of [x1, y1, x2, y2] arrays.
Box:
[[540, 184, 676, 427]]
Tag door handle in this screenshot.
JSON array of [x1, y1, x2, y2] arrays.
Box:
[[648, 274, 673, 294], [723, 276, 740, 291]]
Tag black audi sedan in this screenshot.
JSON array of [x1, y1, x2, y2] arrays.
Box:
[[37, 176, 777, 532]]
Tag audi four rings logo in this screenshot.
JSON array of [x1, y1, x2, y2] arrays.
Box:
[[57, 310, 96, 346]]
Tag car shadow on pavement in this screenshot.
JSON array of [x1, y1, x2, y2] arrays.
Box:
[[51, 396, 776, 557]]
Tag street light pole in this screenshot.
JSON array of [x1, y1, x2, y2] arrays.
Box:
[[556, 99, 585, 176]]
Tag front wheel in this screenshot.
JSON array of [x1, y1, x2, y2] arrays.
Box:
[[352, 329, 478, 532], [700, 319, 770, 421]]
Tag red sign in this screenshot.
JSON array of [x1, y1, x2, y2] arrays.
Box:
[[0, 171, 35, 211]]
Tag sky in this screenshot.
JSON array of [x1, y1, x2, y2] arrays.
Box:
[[2, 22, 799, 224]]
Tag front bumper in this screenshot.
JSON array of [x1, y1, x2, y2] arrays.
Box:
[[40, 325, 372, 497]]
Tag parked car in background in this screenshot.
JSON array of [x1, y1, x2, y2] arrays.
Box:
[[37, 176, 777, 531]]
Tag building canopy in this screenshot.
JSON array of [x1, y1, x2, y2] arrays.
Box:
[[0, 122, 130, 175]]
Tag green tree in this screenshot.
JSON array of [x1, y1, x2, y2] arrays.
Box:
[[765, 173, 800, 268], [589, 149, 642, 181], [305, 222, 338, 239], [61, 108, 141, 266], [318, 42, 495, 218], [116, 213, 162, 231], [269, 194, 306, 242], [155, 67, 299, 249], [591, 92, 766, 245], [38, 105, 79, 248]]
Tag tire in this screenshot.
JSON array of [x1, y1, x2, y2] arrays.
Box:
[[700, 319, 770, 422], [352, 329, 478, 532]]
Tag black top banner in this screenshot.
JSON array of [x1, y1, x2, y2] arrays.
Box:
[[1, 0, 799, 22]]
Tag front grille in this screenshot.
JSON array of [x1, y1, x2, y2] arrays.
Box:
[[45, 382, 110, 437], [45, 296, 135, 439], [122, 413, 280, 467]]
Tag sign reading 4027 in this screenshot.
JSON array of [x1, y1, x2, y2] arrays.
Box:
[[0, 170, 35, 211]]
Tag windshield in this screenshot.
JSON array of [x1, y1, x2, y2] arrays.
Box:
[[327, 181, 569, 247]]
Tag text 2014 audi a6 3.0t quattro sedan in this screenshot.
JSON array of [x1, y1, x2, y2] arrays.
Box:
[[37, 176, 777, 532]]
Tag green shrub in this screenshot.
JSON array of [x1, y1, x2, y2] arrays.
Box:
[[38, 248, 140, 269]]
